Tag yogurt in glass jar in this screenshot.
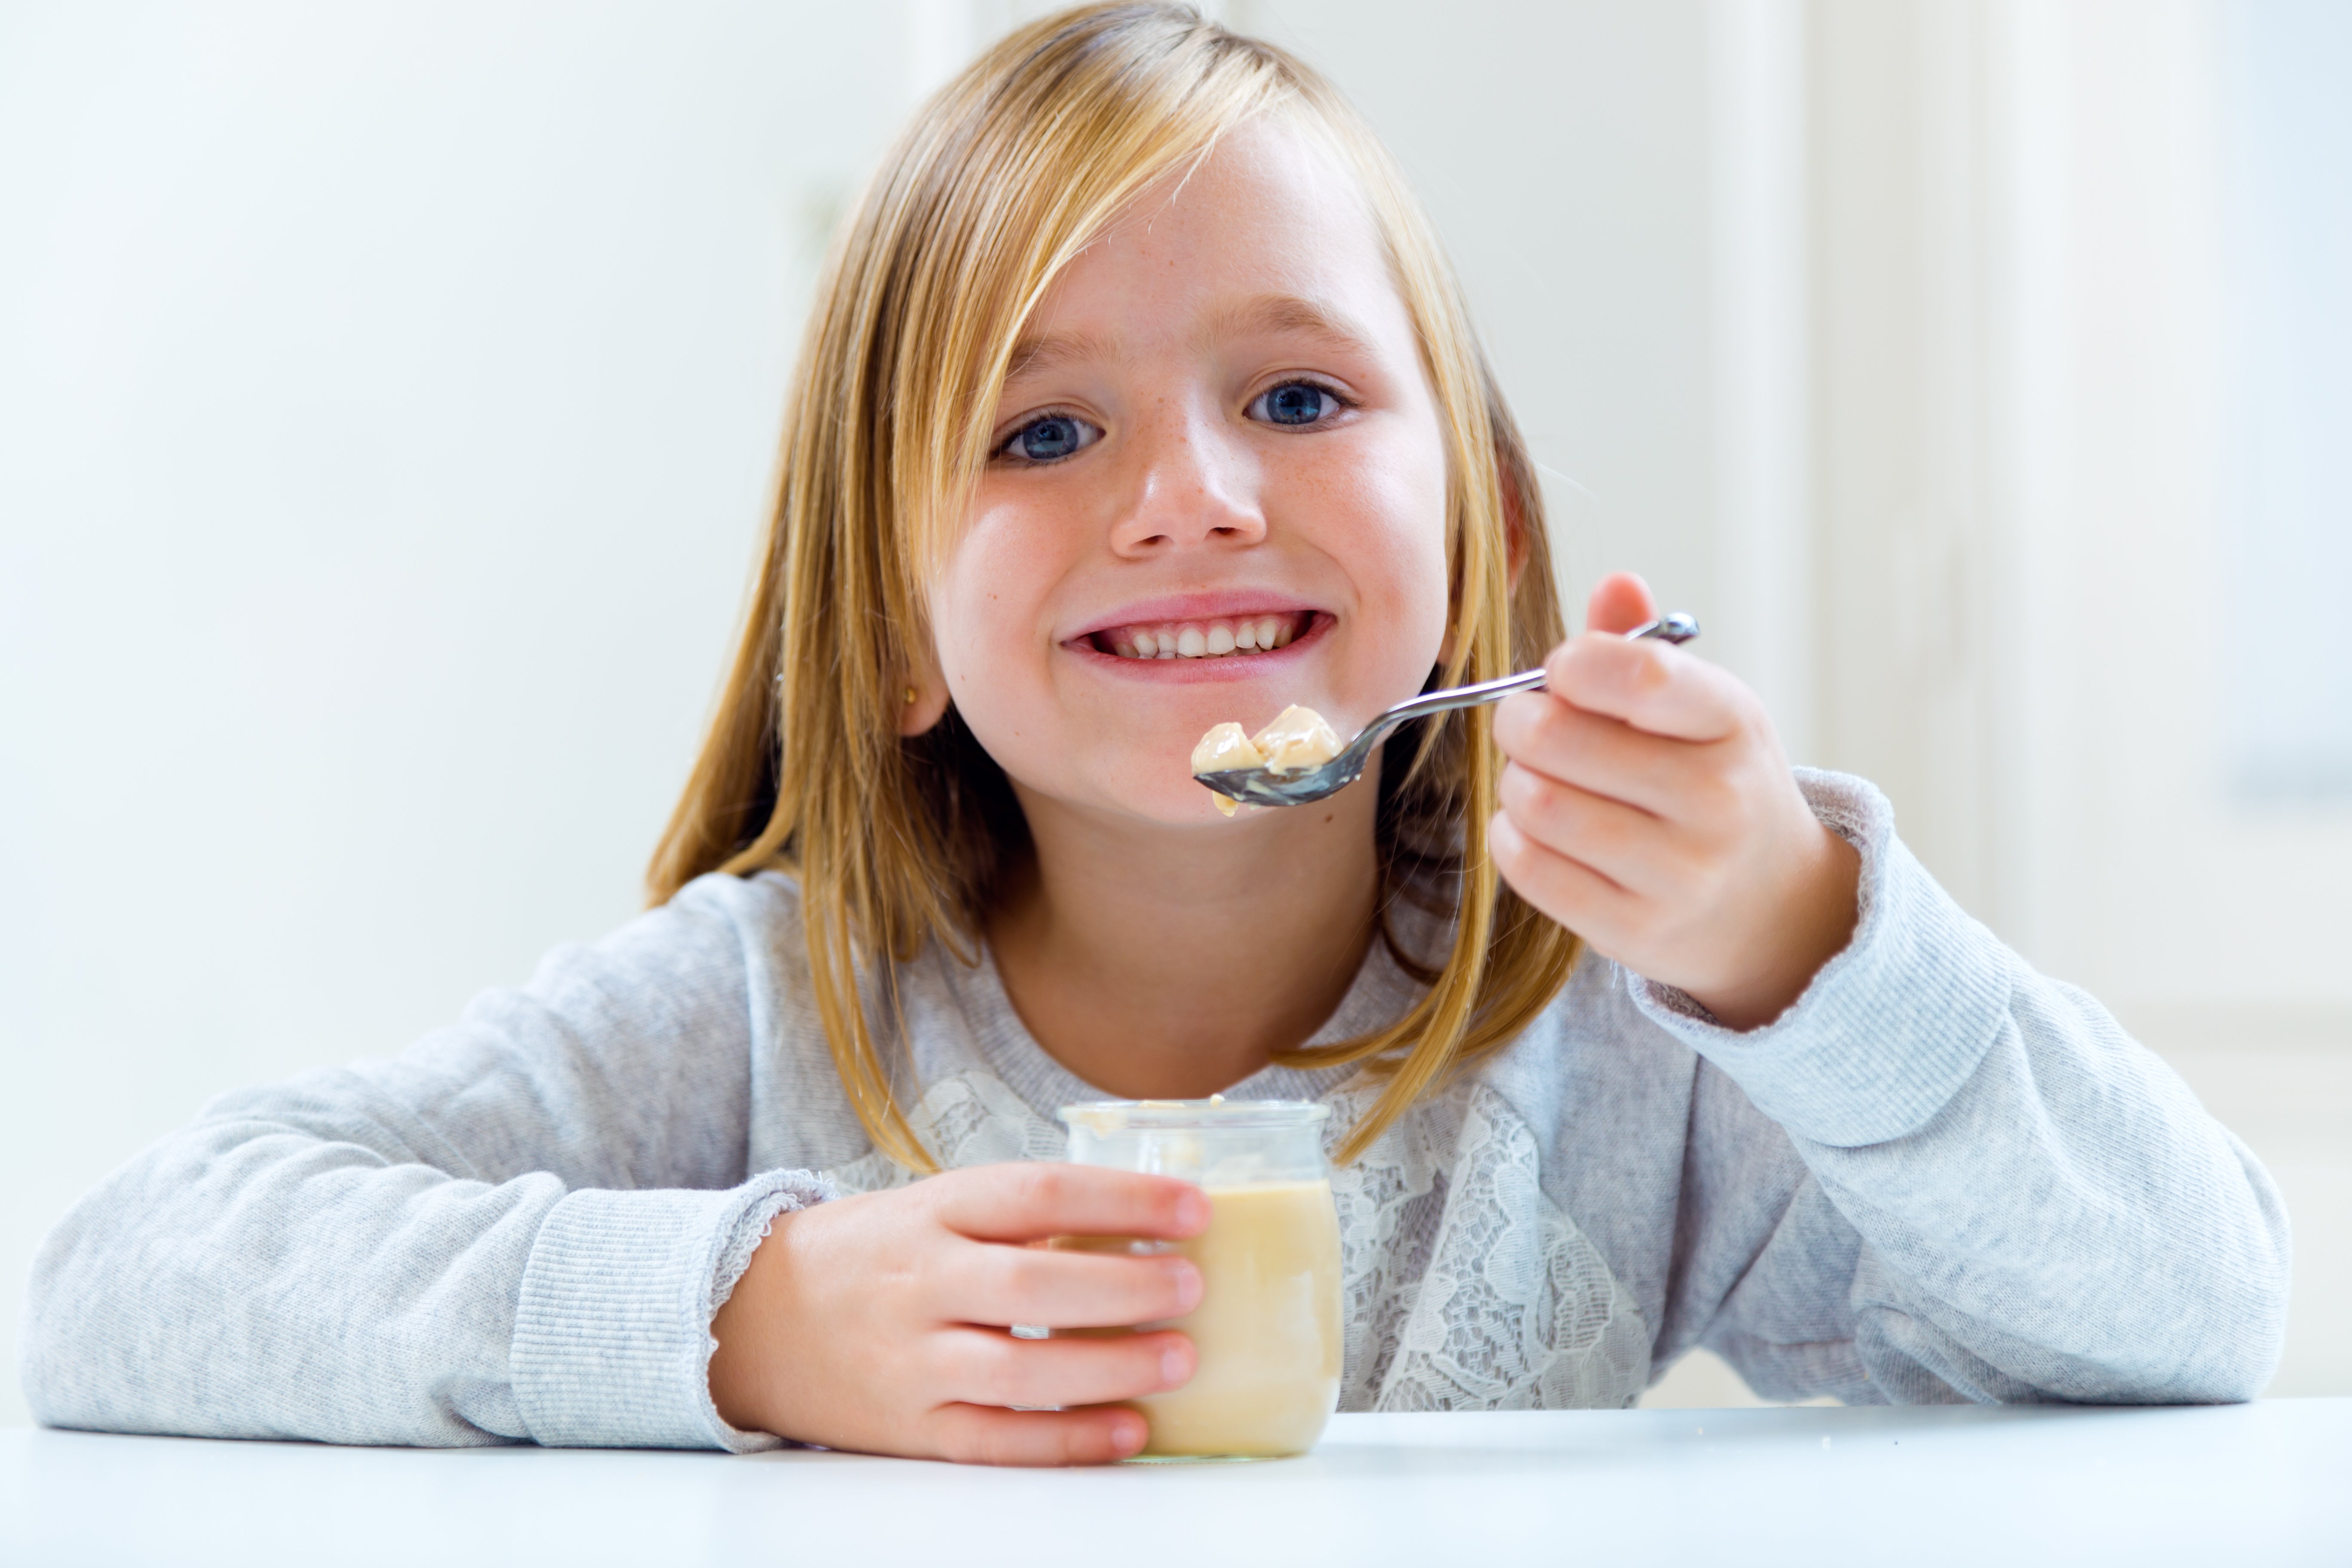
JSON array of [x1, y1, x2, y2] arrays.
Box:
[[1053, 1099, 1342, 1460]]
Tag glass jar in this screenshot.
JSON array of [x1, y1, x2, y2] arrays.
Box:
[[1053, 1099, 1341, 1461]]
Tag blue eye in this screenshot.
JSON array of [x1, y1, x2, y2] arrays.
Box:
[[1252, 382, 1339, 426], [1004, 413, 1100, 463]]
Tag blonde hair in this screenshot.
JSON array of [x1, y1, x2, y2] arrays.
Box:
[[649, 1, 1578, 1168]]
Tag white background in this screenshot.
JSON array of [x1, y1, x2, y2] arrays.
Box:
[[3, 0, 2346, 1427]]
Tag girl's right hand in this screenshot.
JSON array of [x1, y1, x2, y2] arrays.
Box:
[[707, 1163, 1207, 1464]]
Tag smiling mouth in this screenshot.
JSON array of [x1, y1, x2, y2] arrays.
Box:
[[1086, 611, 1315, 661]]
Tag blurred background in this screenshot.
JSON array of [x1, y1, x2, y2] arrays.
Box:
[[2, 0, 2345, 1424]]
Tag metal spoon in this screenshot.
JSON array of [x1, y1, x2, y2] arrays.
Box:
[[1195, 612, 1700, 808]]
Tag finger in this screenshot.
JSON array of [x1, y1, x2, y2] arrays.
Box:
[[1493, 691, 1696, 817], [936, 1325, 1194, 1411], [942, 1240, 1202, 1328], [1584, 571, 1658, 635], [1490, 809, 1642, 945], [918, 1402, 1150, 1467], [1497, 761, 1686, 897], [1542, 634, 1747, 742], [928, 1164, 1209, 1245]]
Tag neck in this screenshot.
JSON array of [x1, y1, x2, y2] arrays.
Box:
[[986, 764, 1383, 1099]]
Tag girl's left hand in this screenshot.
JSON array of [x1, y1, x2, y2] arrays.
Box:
[[1490, 573, 1860, 1031]]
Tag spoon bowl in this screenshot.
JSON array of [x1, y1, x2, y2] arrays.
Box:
[[1196, 612, 1699, 809]]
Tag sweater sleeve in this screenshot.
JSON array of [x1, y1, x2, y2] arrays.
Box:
[[1631, 771, 2291, 1405], [19, 873, 833, 1451]]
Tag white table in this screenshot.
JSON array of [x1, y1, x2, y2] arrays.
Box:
[[6, 1403, 2348, 1568]]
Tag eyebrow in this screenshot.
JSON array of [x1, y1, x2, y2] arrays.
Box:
[[1197, 293, 1381, 361], [1001, 293, 1382, 383], [1003, 326, 1123, 381]]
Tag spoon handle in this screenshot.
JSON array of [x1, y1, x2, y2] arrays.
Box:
[[1358, 613, 1700, 741], [1371, 667, 1550, 732]]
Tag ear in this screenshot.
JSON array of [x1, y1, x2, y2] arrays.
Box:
[[1440, 460, 1532, 668], [1499, 459, 1532, 593], [897, 667, 952, 737]]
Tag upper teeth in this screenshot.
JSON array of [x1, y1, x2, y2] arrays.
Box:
[[1104, 615, 1299, 660]]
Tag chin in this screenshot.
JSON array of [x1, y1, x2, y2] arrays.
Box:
[[1114, 777, 1237, 825]]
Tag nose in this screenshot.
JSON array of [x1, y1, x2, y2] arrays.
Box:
[[1107, 398, 1267, 558]]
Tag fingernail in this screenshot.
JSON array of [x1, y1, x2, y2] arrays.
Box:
[[1173, 1189, 1210, 1232], [1169, 1260, 1203, 1311], [1161, 1345, 1191, 1387], [1113, 1415, 1146, 1455]]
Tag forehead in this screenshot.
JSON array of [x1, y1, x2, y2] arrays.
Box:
[[1014, 115, 1407, 361]]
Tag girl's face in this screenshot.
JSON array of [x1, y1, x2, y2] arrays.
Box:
[[931, 116, 1452, 827]]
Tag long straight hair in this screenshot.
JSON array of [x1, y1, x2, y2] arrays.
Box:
[[648, 2, 1579, 1168]]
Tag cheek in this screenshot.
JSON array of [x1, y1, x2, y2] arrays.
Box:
[[1311, 420, 1452, 657], [1362, 469, 1452, 631], [928, 502, 1069, 757]]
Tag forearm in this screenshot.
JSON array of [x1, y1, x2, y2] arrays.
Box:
[[24, 1108, 555, 1444], [1641, 772, 2290, 1403], [23, 1097, 832, 1448], [23, 878, 833, 1447], [1806, 983, 2288, 1402]]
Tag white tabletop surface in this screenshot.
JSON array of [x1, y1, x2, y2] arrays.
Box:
[[6, 1402, 2348, 1568]]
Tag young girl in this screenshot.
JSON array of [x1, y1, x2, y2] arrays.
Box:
[[24, 3, 2288, 1466]]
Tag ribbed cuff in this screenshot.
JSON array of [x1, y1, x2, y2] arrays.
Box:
[[1625, 769, 2015, 1148], [511, 1168, 833, 1451]]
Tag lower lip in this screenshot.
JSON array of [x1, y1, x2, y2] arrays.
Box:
[[1062, 612, 1335, 682]]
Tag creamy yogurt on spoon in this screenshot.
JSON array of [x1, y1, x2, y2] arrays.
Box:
[[1191, 706, 1344, 815]]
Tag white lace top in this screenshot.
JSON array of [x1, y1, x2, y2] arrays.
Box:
[[22, 772, 2291, 1450]]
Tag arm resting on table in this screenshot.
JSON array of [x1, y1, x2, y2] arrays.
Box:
[[1636, 771, 2291, 1405], [20, 873, 833, 1450]]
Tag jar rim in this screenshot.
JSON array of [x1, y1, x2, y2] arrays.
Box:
[[1056, 1098, 1332, 1131]]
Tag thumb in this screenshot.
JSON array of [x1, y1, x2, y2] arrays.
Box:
[[1584, 571, 1659, 636]]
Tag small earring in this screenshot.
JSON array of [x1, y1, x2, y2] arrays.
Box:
[[905, 686, 918, 706]]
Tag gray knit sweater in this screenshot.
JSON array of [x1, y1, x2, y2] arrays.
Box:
[[18, 771, 2291, 1450]]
